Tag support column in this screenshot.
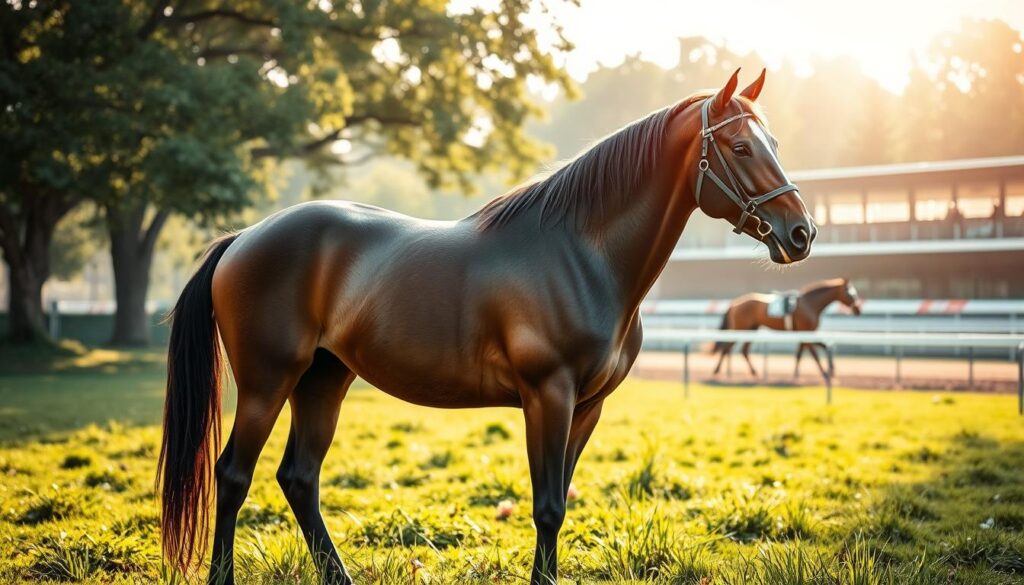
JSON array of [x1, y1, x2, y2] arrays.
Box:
[[908, 186, 917, 240], [997, 180, 1006, 238]]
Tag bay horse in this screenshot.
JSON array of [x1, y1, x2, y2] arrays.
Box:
[[158, 69, 816, 585], [711, 278, 863, 380]]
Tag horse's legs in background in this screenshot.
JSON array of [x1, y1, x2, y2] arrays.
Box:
[[807, 344, 831, 383], [209, 357, 305, 585], [522, 370, 575, 585], [276, 350, 354, 585], [562, 400, 604, 495], [794, 344, 806, 379], [740, 342, 758, 377], [713, 343, 734, 376], [816, 343, 834, 378]]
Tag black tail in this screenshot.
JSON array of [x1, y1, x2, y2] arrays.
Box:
[[711, 309, 731, 354], [157, 234, 237, 575]]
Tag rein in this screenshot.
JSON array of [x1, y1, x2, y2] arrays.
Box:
[[694, 98, 798, 239]]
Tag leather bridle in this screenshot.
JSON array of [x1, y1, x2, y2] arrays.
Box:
[[694, 98, 798, 239]]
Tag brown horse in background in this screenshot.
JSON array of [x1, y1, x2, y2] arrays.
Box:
[[712, 278, 862, 381], [157, 69, 816, 585]]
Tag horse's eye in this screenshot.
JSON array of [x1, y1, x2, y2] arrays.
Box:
[[732, 143, 752, 157]]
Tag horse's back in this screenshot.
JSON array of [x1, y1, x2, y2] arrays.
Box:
[[210, 201, 464, 358], [732, 292, 774, 308]]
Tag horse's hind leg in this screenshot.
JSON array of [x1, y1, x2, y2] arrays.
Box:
[[713, 343, 733, 375], [209, 354, 309, 585], [741, 342, 758, 378], [276, 349, 355, 585]]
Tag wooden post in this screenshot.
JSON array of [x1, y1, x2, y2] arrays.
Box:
[[1017, 343, 1023, 416], [48, 300, 60, 340], [762, 345, 769, 381], [683, 344, 690, 399], [895, 345, 902, 387], [968, 347, 975, 390], [826, 343, 835, 405]]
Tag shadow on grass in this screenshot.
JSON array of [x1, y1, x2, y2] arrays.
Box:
[[702, 378, 807, 388], [0, 339, 166, 376], [851, 431, 1024, 583], [0, 341, 170, 443], [0, 342, 375, 444]]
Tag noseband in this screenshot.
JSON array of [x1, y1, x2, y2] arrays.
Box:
[[694, 98, 798, 239]]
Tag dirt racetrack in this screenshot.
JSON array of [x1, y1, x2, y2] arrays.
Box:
[[632, 350, 1020, 393]]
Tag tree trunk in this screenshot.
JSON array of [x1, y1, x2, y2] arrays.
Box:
[[0, 193, 69, 344], [6, 257, 47, 343], [107, 204, 168, 346]]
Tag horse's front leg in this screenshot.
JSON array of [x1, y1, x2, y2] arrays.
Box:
[[522, 369, 575, 585], [563, 400, 604, 494], [807, 343, 831, 383], [794, 343, 807, 379]]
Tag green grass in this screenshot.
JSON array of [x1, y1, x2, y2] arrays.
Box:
[[0, 349, 1022, 583]]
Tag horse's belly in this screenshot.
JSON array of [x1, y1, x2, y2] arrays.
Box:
[[330, 334, 522, 409], [355, 365, 521, 409], [371, 378, 522, 409]]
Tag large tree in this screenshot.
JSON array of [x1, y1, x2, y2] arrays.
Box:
[[1, 0, 573, 344], [0, 1, 109, 342], [903, 19, 1024, 161]]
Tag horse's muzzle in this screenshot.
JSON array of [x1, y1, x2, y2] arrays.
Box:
[[768, 218, 815, 264]]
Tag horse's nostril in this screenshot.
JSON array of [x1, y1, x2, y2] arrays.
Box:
[[790, 225, 810, 251]]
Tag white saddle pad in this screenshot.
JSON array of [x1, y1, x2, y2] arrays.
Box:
[[766, 292, 799, 319]]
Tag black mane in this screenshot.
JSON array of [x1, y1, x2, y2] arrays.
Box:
[[470, 94, 712, 231]]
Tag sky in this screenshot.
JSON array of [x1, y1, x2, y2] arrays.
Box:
[[517, 0, 1024, 93]]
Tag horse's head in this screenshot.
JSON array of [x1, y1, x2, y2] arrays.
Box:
[[839, 278, 863, 315], [687, 69, 816, 264]]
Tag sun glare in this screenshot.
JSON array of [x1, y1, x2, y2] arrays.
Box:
[[528, 0, 1024, 94]]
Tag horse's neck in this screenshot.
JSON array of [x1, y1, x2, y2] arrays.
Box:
[[803, 285, 841, 316], [589, 112, 701, 312], [591, 177, 698, 312]]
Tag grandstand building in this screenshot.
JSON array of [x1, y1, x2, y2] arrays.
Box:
[[655, 155, 1024, 300]]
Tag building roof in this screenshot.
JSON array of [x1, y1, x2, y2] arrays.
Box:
[[789, 155, 1024, 184]]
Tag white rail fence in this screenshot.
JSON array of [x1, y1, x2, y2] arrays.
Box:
[[641, 329, 1024, 414]]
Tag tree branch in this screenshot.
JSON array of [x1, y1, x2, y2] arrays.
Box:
[[137, 0, 172, 40], [339, 150, 381, 166], [250, 113, 418, 159], [198, 44, 280, 61], [142, 209, 170, 255], [173, 9, 279, 29], [324, 22, 444, 42]]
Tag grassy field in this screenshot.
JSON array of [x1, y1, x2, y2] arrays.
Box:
[[0, 348, 1023, 584]]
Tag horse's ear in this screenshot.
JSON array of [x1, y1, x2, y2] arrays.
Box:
[[712, 68, 741, 113], [740, 68, 767, 101]]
